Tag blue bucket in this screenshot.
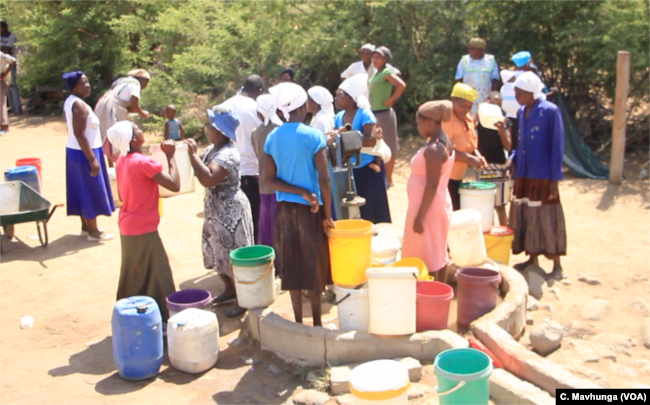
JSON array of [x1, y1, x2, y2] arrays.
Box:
[[434, 348, 493, 405]]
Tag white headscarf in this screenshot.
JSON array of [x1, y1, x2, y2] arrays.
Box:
[[514, 71, 546, 101], [307, 86, 335, 116], [107, 121, 134, 157], [361, 43, 375, 52], [339, 73, 371, 109], [500, 69, 516, 84], [256, 94, 276, 125], [268, 82, 308, 121]]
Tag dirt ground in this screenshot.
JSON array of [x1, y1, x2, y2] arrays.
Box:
[[0, 115, 649, 404]]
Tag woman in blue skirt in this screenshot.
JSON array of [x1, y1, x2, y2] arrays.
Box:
[[62, 71, 115, 241]]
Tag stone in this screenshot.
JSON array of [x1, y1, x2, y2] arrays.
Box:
[[592, 343, 616, 362], [541, 304, 555, 314], [27, 117, 44, 124], [611, 364, 638, 379], [489, 368, 555, 405], [526, 317, 534, 325], [629, 298, 650, 317], [573, 343, 600, 363], [561, 279, 572, 286], [529, 318, 563, 356], [292, 390, 331, 405], [593, 333, 638, 349], [268, 364, 282, 377], [397, 357, 422, 382], [526, 269, 547, 300], [577, 275, 601, 285], [638, 169, 649, 180], [549, 286, 564, 301], [563, 320, 595, 338], [642, 318, 650, 349], [260, 312, 328, 366], [333, 394, 354, 405], [526, 296, 539, 311], [580, 299, 610, 321], [407, 383, 432, 400], [329, 365, 351, 395], [228, 337, 246, 347]]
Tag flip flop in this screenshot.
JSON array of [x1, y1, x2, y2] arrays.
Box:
[[212, 293, 237, 305], [87, 233, 114, 242], [225, 303, 247, 318], [81, 228, 105, 237]]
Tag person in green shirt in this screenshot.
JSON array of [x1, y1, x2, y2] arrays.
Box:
[[369, 46, 406, 187]]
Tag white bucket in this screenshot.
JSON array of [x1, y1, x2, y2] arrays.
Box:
[[150, 142, 195, 197], [459, 182, 497, 233], [371, 234, 401, 265], [167, 308, 219, 374], [350, 360, 410, 405], [232, 260, 276, 309], [366, 267, 417, 335], [447, 209, 487, 267], [334, 284, 370, 333], [478, 102, 504, 130], [374, 223, 404, 244]]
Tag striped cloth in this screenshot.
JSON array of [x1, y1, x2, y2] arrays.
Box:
[[167, 118, 181, 140]]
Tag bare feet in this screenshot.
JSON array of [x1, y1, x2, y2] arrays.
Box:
[[513, 256, 539, 271]]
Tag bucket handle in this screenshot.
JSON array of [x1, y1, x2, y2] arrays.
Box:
[[435, 380, 466, 396], [233, 259, 274, 285], [333, 282, 368, 306]]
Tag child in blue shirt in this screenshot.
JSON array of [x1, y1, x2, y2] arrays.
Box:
[[163, 104, 185, 141]]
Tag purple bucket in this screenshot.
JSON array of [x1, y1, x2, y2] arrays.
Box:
[[166, 289, 213, 318]]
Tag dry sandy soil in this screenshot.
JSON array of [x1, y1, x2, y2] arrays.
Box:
[[0, 115, 648, 404]]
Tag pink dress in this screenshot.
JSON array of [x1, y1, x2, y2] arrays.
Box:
[[402, 144, 455, 273]]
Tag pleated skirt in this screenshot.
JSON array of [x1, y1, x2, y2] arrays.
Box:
[[66, 147, 115, 219]]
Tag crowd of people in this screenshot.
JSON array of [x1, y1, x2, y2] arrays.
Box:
[[57, 37, 566, 327]]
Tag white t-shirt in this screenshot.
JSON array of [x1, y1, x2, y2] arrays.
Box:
[[340, 60, 401, 80], [64, 95, 103, 150], [115, 81, 141, 103], [0, 33, 18, 52], [221, 95, 262, 177], [310, 110, 335, 140]]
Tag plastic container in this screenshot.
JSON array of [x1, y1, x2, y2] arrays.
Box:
[[328, 219, 374, 288], [478, 103, 505, 130], [333, 284, 370, 333], [350, 360, 410, 405], [456, 268, 502, 328], [366, 267, 418, 335], [230, 245, 276, 309], [167, 308, 219, 374], [416, 281, 454, 332], [447, 209, 487, 267], [150, 142, 195, 197], [5, 166, 41, 194], [15, 158, 42, 184], [166, 289, 213, 319], [483, 226, 514, 265], [112, 296, 163, 380], [374, 222, 404, 244], [459, 182, 497, 233], [434, 348, 493, 405], [371, 234, 401, 265]]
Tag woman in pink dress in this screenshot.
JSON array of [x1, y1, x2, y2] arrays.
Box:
[[402, 100, 455, 282]]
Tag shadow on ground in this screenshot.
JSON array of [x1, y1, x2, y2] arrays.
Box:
[[0, 234, 104, 268]]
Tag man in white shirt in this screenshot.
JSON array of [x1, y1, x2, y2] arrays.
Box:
[[220, 74, 264, 240], [340, 43, 401, 80], [0, 21, 21, 115]]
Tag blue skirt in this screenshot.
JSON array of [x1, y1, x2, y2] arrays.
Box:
[[66, 147, 115, 219], [353, 163, 392, 224]]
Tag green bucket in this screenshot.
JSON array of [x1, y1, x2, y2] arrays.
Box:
[[230, 245, 275, 267], [434, 348, 493, 405], [460, 181, 496, 190]]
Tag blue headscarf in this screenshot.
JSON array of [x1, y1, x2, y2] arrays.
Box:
[[61, 71, 85, 91], [280, 69, 295, 80], [207, 106, 240, 141], [512, 51, 532, 68]]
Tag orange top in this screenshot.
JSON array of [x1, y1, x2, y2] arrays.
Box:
[[442, 112, 478, 180]]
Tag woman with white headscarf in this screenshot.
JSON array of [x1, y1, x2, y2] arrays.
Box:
[[185, 106, 254, 318], [264, 82, 333, 327], [509, 71, 566, 280], [107, 121, 180, 321], [334, 75, 392, 224], [307, 86, 335, 138]]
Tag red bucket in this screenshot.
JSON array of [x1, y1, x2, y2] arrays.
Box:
[[456, 267, 502, 328], [416, 281, 454, 331], [16, 158, 42, 184]]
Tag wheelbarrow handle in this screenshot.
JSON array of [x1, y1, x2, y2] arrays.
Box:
[[47, 204, 64, 223]]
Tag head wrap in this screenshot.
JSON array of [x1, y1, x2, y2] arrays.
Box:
[[360, 43, 375, 52], [256, 94, 277, 126], [418, 100, 453, 122], [127, 69, 151, 80], [208, 105, 240, 141], [268, 82, 308, 121], [307, 86, 335, 116], [61, 71, 85, 91], [339, 74, 371, 109], [512, 51, 532, 68], [373, 46, 392, 62], [500, 69, 516, 84], [514, 71, 546, 101], [451, 83, 478, 102], [469, 38, 486, 49], [280, 69, 295, 80], [107, 121, 134, 157]]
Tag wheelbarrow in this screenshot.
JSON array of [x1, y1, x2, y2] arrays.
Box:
[[24, 86, 69, 114], [0, 181, 63, 250]]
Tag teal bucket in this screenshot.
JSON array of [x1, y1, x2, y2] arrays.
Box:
[[434, 348, 493, 405]]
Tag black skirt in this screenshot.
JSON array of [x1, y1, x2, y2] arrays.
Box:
[[275, 201, 331, 292], [354, 163, 392, 224]]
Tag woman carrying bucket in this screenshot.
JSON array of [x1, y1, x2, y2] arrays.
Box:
[[263, 82, 333, 327]]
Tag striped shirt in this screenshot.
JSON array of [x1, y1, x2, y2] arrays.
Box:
[[167, 118, 181, 140]]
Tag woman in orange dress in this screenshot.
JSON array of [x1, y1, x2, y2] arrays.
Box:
[[402, 101, 455, 282]]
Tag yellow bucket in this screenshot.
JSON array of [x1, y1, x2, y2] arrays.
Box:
[[483, 226, 514, 265], [328, 220, 374, 288], [158, 198, 163, 217]]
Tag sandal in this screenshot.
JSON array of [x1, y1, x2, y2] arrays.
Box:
[[212, 293, 237, 305], [225, 303, 247, 317], [87, 233, 114, 242], [81, 228, 105, 237]]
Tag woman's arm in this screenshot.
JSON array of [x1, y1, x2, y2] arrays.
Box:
[[494, 120, 512, 151], [383, 74, 406, 108], [314, 148, 335, 233], [71, 100, 101, 177], [185, 140, 230, 188], [179, 121, 186, 140], [413, 144, 447, 234], [0, 62, 15, 80], [360, 122, 377, 147], [454, 150, 482, 168], [129, 96, 150, 118], [163, 121, 169, 141], [263, 154, 318, 211], [152, 140, 181, 192]]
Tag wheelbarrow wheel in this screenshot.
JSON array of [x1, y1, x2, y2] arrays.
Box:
[[36, 221, 48, 247]]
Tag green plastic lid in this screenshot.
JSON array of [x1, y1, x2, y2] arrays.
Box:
[[230, 245, 275, 267], [460, 181, 497, 190]]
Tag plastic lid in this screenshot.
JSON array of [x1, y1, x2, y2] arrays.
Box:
[[460, 181, 496, 190], [177, 320, 187, 327], [485, 226, 514, 236], [449, 209, 482, 230], [371, 234, 401, 255], [365, 267, 418, 279], [168, 307, 217, 328], [136, 304, 147, 313], [350, 360, 409, 397]]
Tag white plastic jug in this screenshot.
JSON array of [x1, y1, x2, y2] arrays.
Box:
[[447, 209, 487, 267], [334, 284, 370, 333], [478, 103, 504, 130], [366, 267, 417, 335], [150, 142, 195, 197], [167, 308, 219, 374], [459, 182, 497, 233], [371, 234, 401, 265], [350, 360, 410, 405]]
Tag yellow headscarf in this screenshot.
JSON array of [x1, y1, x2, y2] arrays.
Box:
[[451, 83, 478, 103]]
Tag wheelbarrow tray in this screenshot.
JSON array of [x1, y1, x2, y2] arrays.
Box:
[[0, 181, 51, 226]]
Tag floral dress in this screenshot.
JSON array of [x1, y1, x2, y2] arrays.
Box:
[[201, 143, 254, 277]]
